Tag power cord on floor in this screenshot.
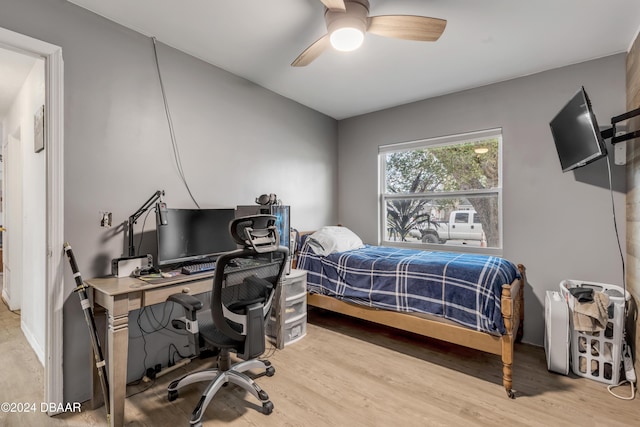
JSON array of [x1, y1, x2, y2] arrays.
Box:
[[261, 339, 278, 359], [126, 377, 156, 398], [607, 381, 635, 400], [607, 341, 636, 400]]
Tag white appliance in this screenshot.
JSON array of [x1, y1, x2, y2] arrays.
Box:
[[544, 290, 570, 375]]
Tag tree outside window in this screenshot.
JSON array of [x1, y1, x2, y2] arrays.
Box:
[[380, 129, 502, 249]]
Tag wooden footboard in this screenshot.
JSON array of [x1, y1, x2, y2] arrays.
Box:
[[499, 264, 526, 398], [306, 263, 526, 398]]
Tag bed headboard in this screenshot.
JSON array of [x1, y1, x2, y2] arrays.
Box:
[[292, 230, 314, 269]]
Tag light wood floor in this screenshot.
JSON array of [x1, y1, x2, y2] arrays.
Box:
[[1, 296, 638, 426]]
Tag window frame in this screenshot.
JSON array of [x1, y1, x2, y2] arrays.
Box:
[[378, 128, 504, 256]]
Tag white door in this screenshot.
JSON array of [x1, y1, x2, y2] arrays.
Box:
[[3, 134, 23, 311]]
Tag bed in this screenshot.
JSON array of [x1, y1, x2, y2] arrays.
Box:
[[296, 226, 526, 398]]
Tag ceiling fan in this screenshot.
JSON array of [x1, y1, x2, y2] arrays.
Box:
[[291, 0, 447, 67]]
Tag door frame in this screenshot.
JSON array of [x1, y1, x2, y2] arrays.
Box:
[[0, 27, 64, 412]]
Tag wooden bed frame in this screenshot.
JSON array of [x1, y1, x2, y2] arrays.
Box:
[[305, 263, 526, 398]]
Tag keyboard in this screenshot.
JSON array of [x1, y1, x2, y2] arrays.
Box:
[[181, 262, 216, 275]]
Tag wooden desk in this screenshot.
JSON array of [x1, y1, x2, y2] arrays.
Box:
[[86, 272, 215, 427]]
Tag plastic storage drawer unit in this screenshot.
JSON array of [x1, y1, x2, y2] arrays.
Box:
[[267, 269, 308, 348]]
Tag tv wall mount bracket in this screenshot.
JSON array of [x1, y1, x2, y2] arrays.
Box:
[[600, 106, 640, 145]]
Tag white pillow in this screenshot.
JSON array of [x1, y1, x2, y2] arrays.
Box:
[[306, 226, 365, 256]]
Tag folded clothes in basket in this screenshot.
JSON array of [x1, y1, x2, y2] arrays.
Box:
[[573, 291, 610, 332]]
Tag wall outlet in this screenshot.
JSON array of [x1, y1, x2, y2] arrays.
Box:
[[614, 141, 626, 165]]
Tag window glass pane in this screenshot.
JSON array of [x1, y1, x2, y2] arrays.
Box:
[[381, 130, 502, 251], [384, 138, 499, 194], [454, 213, 468, 223], [384, 195, 500, 248]]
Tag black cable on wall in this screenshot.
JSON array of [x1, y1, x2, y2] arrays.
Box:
[[151, 36, 200, 208]]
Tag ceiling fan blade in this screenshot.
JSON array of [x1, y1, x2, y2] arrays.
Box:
[[291, 34, 330, 67], [319, 0, 346, 12], [367, 15, 447, 41]]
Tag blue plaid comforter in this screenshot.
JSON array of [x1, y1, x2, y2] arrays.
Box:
[[297, 244, 520, 335]]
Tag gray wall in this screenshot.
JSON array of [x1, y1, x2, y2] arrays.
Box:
[[0, 0, 337, 402], [338, 54, 628, 347]]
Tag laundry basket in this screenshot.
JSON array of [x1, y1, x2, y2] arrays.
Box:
[[559, 280, 630, 385]]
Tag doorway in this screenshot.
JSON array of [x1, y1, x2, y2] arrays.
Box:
[[1, 52, 47, 367], [0, 27, 64, 413]]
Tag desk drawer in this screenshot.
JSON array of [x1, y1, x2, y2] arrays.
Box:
[[143, 279, 211, 306]]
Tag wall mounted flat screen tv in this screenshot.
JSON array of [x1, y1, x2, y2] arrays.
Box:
[[549, 86, 607, 172], [156, 208, 237, 266]]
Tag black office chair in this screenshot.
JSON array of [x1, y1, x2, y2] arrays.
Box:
[[166, 215, 289, 426]]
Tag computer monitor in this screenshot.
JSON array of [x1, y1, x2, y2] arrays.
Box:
[[156, 208, 237, 266]]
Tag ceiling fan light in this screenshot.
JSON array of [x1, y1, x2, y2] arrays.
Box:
[[330, 27, 364, 52]]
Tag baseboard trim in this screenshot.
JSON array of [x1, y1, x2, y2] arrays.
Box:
[[21, 320, 45, 366]]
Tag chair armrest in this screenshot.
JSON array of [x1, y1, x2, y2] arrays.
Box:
[[167, 293, 203, 312], [167, 293, 203, 335]]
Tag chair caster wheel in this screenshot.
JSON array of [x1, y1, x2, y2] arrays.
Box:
[[265, 366, 275, 377], [262, 401, 274, 415], [168, 389, 179, 401]]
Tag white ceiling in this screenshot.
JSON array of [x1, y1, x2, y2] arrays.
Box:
[[22, 1, 640, 120]]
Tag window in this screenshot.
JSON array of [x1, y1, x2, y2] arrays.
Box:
[[379, 129, 502, 251], [454, 212, 469, 224]]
